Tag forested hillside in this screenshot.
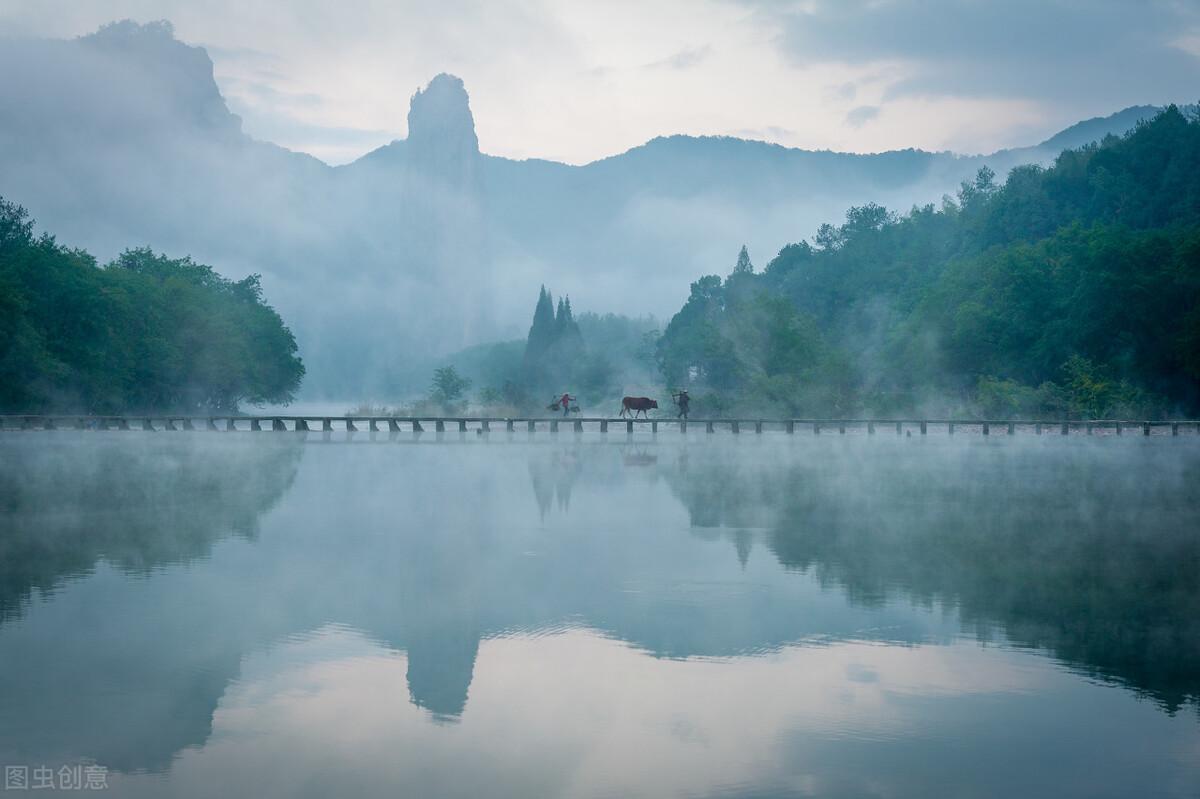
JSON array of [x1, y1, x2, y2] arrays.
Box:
[[657, 106, 1200, 419], [0, 198, 304, 413]]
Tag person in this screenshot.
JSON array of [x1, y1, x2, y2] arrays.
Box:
[[673, 389, 690, 420], [559, 392, 576, 416]]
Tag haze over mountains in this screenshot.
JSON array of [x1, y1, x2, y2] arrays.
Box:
[[0, 20, 1164, 398]]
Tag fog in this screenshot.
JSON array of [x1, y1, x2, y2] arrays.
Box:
[[0, 431, 1197, 796], [0, 21, 1161, 399]]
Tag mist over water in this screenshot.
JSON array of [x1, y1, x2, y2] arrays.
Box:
[[0, 432, 1197, 797]]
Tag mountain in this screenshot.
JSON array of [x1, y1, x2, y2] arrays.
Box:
[[0, 21, 1163, 398]]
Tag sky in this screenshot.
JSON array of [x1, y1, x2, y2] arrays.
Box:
[[1, 0, 1199, 166]]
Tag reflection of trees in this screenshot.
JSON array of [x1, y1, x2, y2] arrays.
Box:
[[0, 436, 302, 623], [528, 448, 582, 519], [665, 442, 1200, 713]]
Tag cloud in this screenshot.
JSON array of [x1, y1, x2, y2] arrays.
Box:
[[741, 0, 1200, 108], [647, 44, 713, 70], [844, 105, 878, 128]]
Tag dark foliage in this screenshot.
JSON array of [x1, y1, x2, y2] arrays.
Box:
[[0, 198, 304, 412]]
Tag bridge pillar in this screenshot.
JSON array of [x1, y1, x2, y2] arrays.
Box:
[[706, 421, 714, 434], [413, 420, 425, 433], [731, 421, 739, 434], [840, 423, 846, 435], [982, 422, 988, 436], [1086, 423, 1093, 435], [227, 418, 238, 431], [1143, 422, 1151, 436], [600, 420, 608, 433], [388, 419, 401, 432], [813, 422, 820, 435], [1035, 423, 1041, 435], [627, 420, 635, 434], [74, 417, 86, 430], [296, 419, 310, 432], [652, 421, 658, 434], [322, 418, 333, 432], [754, 421, 762, 434], [436, 420, 445, 433], [182, 418, 195, 431], [1172, 422, 1179, 436], [206, 418, 219, 431], [143, 418, 155, 431], [481, 420, 490, 432], [786, 420, 794, 434], [1061, 422, 1069, 435], [527, 420, 536, 433], [345, 419, 357, 432], [551, 420, 559, 433], [868, 421, 875, 435], [507, 419, 515, 432], [41, 417, 55, 430], [1007, 422, 1015, 435], [459, 420, 468, 433], [1116, 422, 1123, 436], [168, 418, 180, 431], [680, 421, 687, 434], [948, 422, 955, 435], [573, 419, 583, 433], [369, 419, 379, 432], [895, 421, 902, 435], [272, 418, 286, 431]]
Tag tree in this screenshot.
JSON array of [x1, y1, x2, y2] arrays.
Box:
[[430, 366, 471, 407], [732, 245, 754, 275]]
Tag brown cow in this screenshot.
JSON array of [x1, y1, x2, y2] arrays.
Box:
[[619, 396, 658, 418]]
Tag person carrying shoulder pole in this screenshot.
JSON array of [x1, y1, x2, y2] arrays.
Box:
[[672, 389, 690, 420], [559, 392, 576, 417]]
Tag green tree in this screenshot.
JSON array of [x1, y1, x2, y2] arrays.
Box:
[[430, 366, 471, 408]]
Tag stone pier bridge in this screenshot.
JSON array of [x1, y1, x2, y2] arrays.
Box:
[[3, 415, 1198, 437]]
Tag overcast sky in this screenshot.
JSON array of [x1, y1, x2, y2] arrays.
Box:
[[2, 0, 1198, 165]]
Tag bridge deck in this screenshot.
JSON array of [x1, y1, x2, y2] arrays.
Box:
[[2, 415, 1198, 437]]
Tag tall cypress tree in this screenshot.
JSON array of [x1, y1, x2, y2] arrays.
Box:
[[525, 286, 555, 360]]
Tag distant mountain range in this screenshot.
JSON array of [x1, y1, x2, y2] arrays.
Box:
[[0, 20, 1166, 397]]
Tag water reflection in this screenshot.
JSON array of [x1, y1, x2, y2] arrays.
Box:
[[0, 434, 1196, 797]]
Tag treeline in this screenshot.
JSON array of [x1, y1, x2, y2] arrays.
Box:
[[0, 198, 304, 413], [657, 106, 1200, 418], [408, 287, 659, 415]]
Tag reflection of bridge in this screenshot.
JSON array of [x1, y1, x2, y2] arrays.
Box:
[[3, 415, 1200, 436]]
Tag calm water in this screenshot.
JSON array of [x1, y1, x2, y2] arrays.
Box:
[[1, 432, 1198, 798]]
